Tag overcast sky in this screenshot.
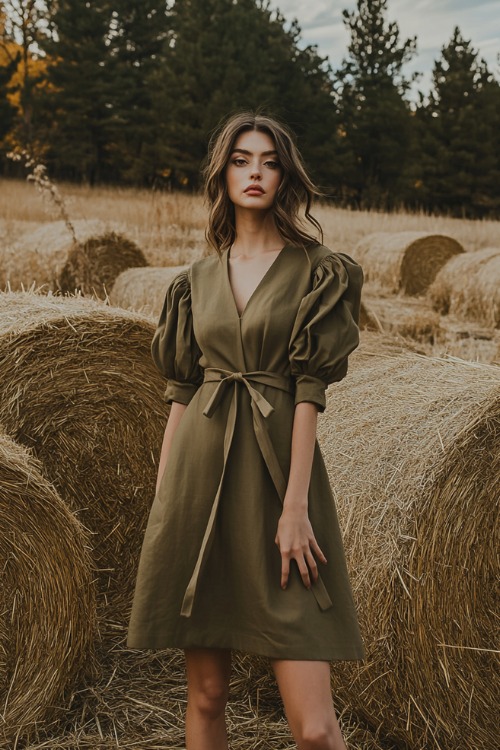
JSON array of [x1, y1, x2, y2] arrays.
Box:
[[270, 0, 500, 95]]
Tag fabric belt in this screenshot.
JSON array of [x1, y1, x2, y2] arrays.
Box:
[[179, 367, 333, 617]]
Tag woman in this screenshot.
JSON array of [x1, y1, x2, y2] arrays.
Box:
[[127, 112, 365, 750]]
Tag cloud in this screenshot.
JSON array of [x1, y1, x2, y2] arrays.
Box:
[[272, 0, 500, 92]]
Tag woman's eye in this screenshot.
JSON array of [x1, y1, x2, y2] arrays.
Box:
[[265, 161, 280, 169], [232, 158, 247, 166]]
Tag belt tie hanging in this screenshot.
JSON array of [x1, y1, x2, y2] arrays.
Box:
[[180, 367, 333, 617]]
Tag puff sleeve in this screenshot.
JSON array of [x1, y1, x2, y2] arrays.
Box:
[[151, 269, 204, 405], [289, 251, 364, 413]]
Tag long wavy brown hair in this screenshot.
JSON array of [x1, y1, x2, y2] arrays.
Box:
[[203, 112, 323, 256]]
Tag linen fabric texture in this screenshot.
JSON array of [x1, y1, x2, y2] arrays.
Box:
[[127, 243, 365, 660]]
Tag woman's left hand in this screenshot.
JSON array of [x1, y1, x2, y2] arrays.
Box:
[[275, 505, 327, 591]]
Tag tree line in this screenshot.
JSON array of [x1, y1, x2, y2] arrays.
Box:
[[1, 0, 499, 217]]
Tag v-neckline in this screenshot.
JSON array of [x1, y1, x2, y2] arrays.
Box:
[[225, 245, 289, 319]]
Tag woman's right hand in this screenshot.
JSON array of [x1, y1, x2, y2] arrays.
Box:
[[275, 505, 327, 590]]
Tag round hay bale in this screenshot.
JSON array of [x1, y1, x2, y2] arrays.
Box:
[[109, 265, 188, 318], [0, 292, 167, 628], [428, 247, 500, 328], [0, 219, 123, 291], [354, 232, 464, 295], [317, 332, 499, 750], [0, 430, 96, 742], [59, 231, 148, 299]]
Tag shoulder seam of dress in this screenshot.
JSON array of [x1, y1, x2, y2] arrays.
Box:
[[312, 249, 361, 273], [305, 244, 337, 263], [170, 267, 191, 287], [311, 249, 341, 272]]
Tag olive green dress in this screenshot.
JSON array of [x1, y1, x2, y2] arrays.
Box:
[[127, 243, 365, 660]]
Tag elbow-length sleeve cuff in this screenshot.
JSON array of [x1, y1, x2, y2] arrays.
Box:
[[164, 379, 200, 406], [294, 374, 328, 412]]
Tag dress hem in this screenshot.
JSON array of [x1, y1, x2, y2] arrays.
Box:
[[126, 630, 365, 662]]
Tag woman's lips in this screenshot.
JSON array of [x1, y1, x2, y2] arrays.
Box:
[[244, 185, 264, 194]]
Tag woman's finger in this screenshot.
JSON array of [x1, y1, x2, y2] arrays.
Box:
[[280, 553, 290, 590], [305, 549, 319, 582], [295, 555, 311, 589], [310, 536, 327, 565]]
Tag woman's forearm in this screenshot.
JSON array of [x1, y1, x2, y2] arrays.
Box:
[[155, 401, 187, 493], [283, 401, 319, 511], [276, 400, 325, 589]]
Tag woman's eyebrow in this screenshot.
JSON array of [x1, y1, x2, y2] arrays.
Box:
[[231, 148, 279, 156]]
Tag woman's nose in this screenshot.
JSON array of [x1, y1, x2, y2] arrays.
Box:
[[250, 164, 262, 179]]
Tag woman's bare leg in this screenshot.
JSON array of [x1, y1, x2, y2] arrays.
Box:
[[184, 647, 231, 750], [271, 659, 347, 750]]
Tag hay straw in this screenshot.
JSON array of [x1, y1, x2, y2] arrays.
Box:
[[0, 430, 96, 745], [0, 295, 395, 749], [316, 331, 499, 750], [0, 220, 124, 291], [59, 232, 148, 299], [360, 294, 500, 364], [109, 266, 188, 318], [354, 232, 464, 295], [358, 300, 383, 332], [429, 315, 500, 366], [0, 221, 147, 298], [0, 291, 167, 635], [361, 292, 442, 344], [428, 247, 500, 328], [18, 645, 393, 750]]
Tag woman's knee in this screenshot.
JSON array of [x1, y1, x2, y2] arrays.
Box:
[[185, 648, 231, 721], [188, 676, 229, 720], [296, 721, 337, 750]]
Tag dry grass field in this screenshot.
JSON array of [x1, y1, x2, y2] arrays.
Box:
[[1, 177, 499, 750], [2, 176, 500, 364], [2, 176, 500, 260]]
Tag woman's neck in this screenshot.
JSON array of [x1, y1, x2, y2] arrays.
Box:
[[232, 207, 283, 256]]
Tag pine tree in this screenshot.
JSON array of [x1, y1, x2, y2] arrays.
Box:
[[474, 75, 500, 214], [40, 0, 172, 183], [40, 0, 119, 183], [334, 0, 417, 207], [20, 0, 341, 188], [151, 0, 337, 188], [105, 0, 170, 182], [416, 27, 500, 216]]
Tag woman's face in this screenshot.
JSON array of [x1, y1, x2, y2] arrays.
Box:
[[225, 129, 283, 211]]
